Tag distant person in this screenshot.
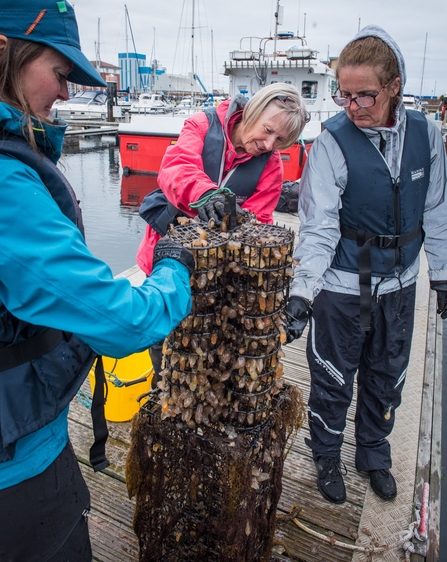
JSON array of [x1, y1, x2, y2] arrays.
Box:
[[136, 82, 310, 384], [0, 1, 194, 560], [286, 25, 447, 504], [440, 98, 447, 122]]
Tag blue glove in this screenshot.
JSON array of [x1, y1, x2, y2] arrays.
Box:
[[286, 296, 311, 342], [153, 236, 195, 275]]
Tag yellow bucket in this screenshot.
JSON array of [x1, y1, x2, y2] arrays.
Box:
[[88, 351, 154, 422]]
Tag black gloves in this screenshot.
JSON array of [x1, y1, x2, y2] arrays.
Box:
[[285, 296, 311, 342], [430, 281, 447, 319], [197, 190, 245, 226], [197, 191, 226, 226], [153, 237, 195, 275]]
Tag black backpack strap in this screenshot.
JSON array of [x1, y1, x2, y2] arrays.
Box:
[[89, 356, 110, 472], [0, 328, 70, 372]]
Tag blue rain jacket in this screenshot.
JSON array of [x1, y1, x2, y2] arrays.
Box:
[[0, 102, 191, 488]]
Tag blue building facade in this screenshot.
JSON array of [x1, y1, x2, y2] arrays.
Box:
[[118, 53, 166, 93], [118, 52, 147, 92]]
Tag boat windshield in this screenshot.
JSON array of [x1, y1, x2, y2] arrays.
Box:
[[69, 91, 107, 105]]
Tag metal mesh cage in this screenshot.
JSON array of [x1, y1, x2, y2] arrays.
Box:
[[158, 218, 294, 430], [127, 385, 305, 562], [127, 217, 303, 561]]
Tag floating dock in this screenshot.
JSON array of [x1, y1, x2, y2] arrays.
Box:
[[68, 211, 442, 561]]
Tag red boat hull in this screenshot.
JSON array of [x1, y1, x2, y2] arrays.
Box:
[[119, 132, 311, 182]]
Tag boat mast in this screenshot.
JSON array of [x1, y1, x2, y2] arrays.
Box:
[[125, 5, 129, 92], [419, 32, 428, 99], [95, 18, 101, 75], [125, 6, 143, 93], [273, 0, 284, 60], [191, 0, 195, 106], [211, 28, 214, 96]]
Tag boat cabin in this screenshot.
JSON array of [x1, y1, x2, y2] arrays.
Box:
[[223, 35, 341, 143]]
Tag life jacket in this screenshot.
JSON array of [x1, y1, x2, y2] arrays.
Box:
[[0, 132, 108, 471], [139, 101, 272, 235], [323, 111, 430, 330]]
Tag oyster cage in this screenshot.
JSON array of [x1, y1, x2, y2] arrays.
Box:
[[161, 219, 295, 430], [127, 384, 304, 562], [226, 222, 294, 269], [168, 222, 228, 270]]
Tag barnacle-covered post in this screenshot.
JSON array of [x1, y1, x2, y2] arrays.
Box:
[[126, 216, 305, 562]]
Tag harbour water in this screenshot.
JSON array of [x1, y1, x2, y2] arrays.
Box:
[[61, 136, 157, 276], [63, 138, 445, 556]]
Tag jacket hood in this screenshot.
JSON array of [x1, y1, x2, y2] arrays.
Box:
[[346, 25, 406, 96]]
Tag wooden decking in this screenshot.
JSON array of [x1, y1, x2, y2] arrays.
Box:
[[69, 212, 442, 561]]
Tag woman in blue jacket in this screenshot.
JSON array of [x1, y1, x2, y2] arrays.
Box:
[[0, 1, 194, 560]]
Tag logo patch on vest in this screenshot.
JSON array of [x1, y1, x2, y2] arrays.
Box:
[[411, 168, 424, 181]]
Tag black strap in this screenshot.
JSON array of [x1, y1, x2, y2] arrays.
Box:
[[89, 356, 110, 472], [340, 222, 422, 331], [0, 328, 70, 372], [340, 223, 422, 250], [379, 133, 386, 156]]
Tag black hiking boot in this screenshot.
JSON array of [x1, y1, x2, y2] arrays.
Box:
[[369, 469, 397, 500], [315, 456, 347, 504]]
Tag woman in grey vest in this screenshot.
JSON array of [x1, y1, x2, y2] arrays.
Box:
[[286, 26, 447, 504]]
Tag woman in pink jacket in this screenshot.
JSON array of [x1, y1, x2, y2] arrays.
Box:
[[136, 82, 310, 381]]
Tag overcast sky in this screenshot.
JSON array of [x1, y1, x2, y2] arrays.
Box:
[[72, 0, 447, 98]]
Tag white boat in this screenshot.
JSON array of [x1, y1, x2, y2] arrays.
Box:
[[54, 90, 108, 121], [129, 93, 174, 115], [222, 10, 341, 142], [177, 97, 193, 108], [402, 94, 427, 114], [119, 0, 341, 181]]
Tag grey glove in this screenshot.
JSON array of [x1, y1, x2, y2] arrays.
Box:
[[430, 281, 447, 319], [153, 236, 195, 275], [286, 296, 311, 342]]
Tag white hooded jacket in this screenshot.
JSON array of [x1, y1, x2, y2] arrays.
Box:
[[290, 25, 447, 302]]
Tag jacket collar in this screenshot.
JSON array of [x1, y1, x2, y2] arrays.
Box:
[[0, 101, 67, 163]]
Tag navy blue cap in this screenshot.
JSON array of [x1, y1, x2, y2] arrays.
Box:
[[1, 1, 107, 87]]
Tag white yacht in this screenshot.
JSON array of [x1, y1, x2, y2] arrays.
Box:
[[129, 93, 174, 115], [54, 90, 108, 121]]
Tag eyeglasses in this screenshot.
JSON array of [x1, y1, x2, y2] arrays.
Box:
[[332, 81, 392, 108], [275, 95, 311, 123]]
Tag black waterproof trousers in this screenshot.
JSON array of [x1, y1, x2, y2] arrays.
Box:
[[305, 284, 416, 472], [0, 441, 91, 562]]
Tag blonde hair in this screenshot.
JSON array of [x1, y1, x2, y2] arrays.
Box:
[[242, 83, 309, 149]]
